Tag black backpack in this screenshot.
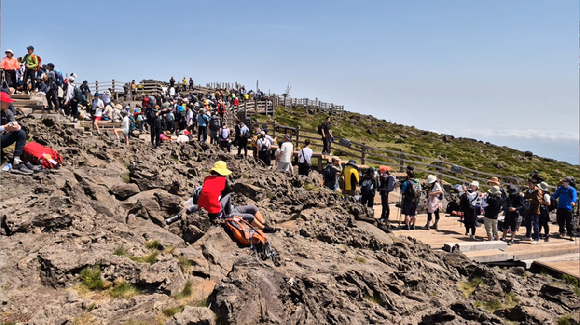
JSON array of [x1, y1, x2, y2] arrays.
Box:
[[323, 163, 333, 183], [361, 177, 374, 196], [317, 123, 324, 135], [209, 117, 220, 131]]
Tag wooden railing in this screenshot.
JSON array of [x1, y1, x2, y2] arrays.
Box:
[[274, 96, 345, 115]]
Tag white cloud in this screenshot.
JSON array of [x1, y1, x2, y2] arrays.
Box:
[[434, 128, 579, 142]]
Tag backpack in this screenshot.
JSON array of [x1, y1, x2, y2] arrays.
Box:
[[520, 200, 533, 219], [385, 174, 396, 192], [244, 129, 252, 139], [22, 142, 63, 169], [73, 86, 83, 102], [299, 149, 311, 166], [217, 103, 225, 114], [361, 177, 374, 196], [259, 139, 269, 152], [224, 216, 277, 264], [406, 179, 421, 203], [318, 123, 326, 135], [209, 117, 220, 131], [54, 70, 64, 86], [26, 54, 41, 71], [221, 128, 229, 139], [540, 192, 556, 215], [323, 163, 333, 182]]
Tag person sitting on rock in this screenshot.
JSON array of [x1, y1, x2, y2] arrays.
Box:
[[196, 161, 276, 232], [1, 92, 35, 174]]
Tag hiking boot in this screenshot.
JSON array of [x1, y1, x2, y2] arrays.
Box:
[[507, 240, 514, 246], [402, 225, 410, 230], [470, 235, 476, 240], [432, 224, 439, 230], [24, 162, 43, 172], [500, 237, 506, 242], [10, 163, 33, 175], [410, 224, 415, 230], [263, 226, 277, 233], [544, 236, 550, 243]]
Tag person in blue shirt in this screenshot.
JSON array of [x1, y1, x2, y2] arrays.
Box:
[[552, 177, 577, 239], [237, 121, 250, 158], [196, 108, 209, 143]]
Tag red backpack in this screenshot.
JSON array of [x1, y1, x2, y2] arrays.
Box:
[[23, 142, 63, 169]]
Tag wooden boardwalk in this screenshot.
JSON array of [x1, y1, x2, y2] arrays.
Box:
[[376, 191, 580, 279]]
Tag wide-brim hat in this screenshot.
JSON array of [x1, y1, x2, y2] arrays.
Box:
[[488, 185, 501, 196], [105, 90, 111, 95], [209, 161, 232, 176], [527, 178, 538, 184], [427, 175, 437, 184], [346, 160, 358, 168], [284, 134, 291, 141], [487, 177, 500, 185], [470, 181, 480, 188], [507, 185, 519, 195], [5, 49, 13, 54], [538, 182, 549, 191]]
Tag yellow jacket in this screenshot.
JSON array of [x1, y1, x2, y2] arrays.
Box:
[[344, 165, 359, 191]]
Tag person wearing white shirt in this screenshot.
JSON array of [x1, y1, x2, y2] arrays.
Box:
[[255, 131, 272, 165], [298, 139, 313, 176], [92, 94, 104, 134], [276, 134, 294, 174], [538, 181, 552, 242]]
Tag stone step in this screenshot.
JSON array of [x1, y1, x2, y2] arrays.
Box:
[[442, 240, 507, 253], [520, 253, 579, 269], [512, 244, 579, 261], [463, 249, 511, 263]]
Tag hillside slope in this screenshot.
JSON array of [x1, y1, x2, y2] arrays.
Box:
[[258, 107, 577, 184]]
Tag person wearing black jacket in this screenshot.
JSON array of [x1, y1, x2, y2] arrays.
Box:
[[501, 185, 525, 245], [483, 185, 504, 241]]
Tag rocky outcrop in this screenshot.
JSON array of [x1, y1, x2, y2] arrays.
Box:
[[0, 118, 577, 325]]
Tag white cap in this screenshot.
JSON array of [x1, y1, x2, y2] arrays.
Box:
[[68, 76, 75, 83], [5, 49, 13, 54], [470, 181, 480, 188]]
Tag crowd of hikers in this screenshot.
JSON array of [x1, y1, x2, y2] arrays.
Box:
[[2, 46, 578, 246]]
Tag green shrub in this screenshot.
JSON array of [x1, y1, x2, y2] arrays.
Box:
[[79, 267, 106, 290], [122, 174, 131, 183], [130, 251, 159, 265], [145, 240, 161, 250], [459, 277, 483, 298], [113, 246, 129, 257], [163, 305, 185, 317], [109, 282, 140, 298], [174, 280, 193, 299]]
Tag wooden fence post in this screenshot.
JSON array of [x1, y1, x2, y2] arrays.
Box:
[[439, 157, 444, 181], [95, 81, 99, 94], [361, 142, 366, 165], [295, 125, 301, 149], [399, 150, 405, 172]]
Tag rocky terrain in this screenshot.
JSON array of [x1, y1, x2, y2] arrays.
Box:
[[1, 116, 579, 325]]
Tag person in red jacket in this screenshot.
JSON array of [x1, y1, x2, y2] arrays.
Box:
[[197, 161, 276, 232]]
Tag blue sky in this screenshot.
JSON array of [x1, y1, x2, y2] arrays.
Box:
[[2, 0, 578, 164]]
